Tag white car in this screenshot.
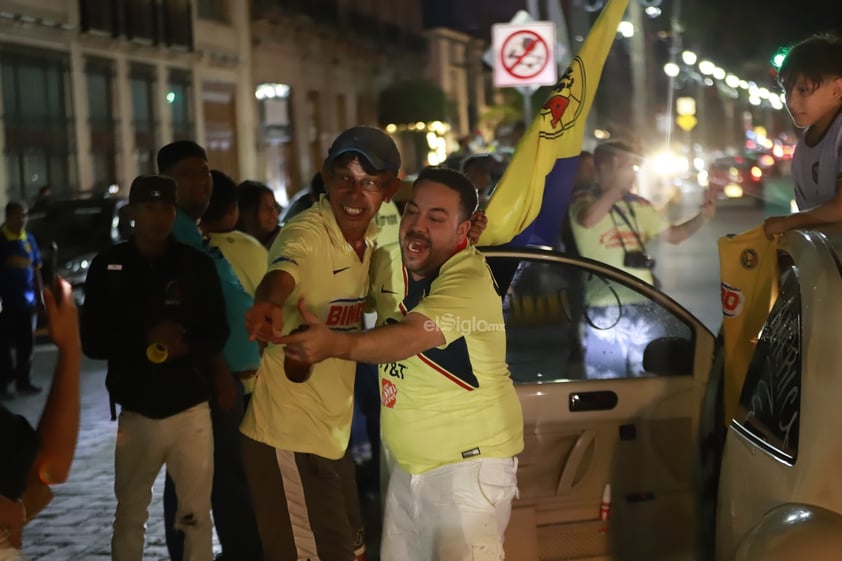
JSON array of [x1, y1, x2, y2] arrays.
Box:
[[483, 229, 842, 560]]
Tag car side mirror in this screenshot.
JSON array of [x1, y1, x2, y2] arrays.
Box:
[[642, 336, 694, 376]]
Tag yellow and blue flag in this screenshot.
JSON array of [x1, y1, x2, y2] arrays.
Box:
[[478, 0, 629, 247]]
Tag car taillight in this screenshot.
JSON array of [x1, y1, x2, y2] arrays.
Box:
[[750, 166, 763, 180]]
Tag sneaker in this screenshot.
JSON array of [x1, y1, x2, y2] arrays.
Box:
[[16, 383, 42, 395]]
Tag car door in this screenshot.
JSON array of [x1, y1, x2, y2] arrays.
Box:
[[483, 248, 714, 561]]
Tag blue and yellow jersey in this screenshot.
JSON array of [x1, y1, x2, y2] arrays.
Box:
[[370, 243, 523, 474], [241, 196, 376, 459], [0, 226, 41, 309]]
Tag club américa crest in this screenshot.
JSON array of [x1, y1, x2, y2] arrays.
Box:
[[539, 57, 586, 140]]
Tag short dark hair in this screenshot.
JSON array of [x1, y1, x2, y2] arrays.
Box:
[[413, 167, 478, 222], [5, 201, 24, 216], [778, 33, 842, 94], [204, 170, 238, 222], [156, 140, 208, 174], [593, 140, 639, 170]]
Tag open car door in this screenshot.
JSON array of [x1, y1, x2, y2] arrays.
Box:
[[483, 248, 714, 561]]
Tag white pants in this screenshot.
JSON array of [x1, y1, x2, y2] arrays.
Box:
[[381, 457, 519, 561], [112, 403, 214, 561]]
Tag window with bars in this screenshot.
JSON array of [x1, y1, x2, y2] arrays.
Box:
[[1, 45, 76, 200]]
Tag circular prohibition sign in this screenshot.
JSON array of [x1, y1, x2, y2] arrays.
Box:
[[500, 30, 550, 80]]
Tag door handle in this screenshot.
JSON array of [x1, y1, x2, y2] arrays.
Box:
[[569, 390, 618, 412]]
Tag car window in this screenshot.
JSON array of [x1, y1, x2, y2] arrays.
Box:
[[487, 255, 695, 384], [735, 253, 801, 463]]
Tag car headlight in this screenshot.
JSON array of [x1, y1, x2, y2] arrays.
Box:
[[724, 183, 744, 198]]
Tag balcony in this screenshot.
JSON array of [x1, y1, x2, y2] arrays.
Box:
[[78, 0, 192, 50]]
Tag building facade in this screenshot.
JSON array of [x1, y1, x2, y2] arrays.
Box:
[[250, 0, 426, 199], [0, 0, 470, 208]]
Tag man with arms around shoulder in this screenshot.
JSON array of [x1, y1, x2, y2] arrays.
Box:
[[242, 126, 401, 561], [764, 33, 842, 236], [281, 167, 524, 561]]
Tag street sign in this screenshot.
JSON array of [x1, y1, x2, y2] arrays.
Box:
[[676, 114, 698, 132], [493, 21, 557, 88]]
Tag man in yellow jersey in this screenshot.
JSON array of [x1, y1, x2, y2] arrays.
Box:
[[281, 167, 524, 561], [241, 126, 401, 561]]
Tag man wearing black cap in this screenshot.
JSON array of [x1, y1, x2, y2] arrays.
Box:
[[241, 126, 401, 561], [156, 141, 263, 561], [80, 175, 229, 561]]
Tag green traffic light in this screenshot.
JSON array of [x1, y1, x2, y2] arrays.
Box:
[[770, 47, 790, 71]]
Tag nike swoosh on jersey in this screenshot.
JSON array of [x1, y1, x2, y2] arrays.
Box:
[[333, 266, 351, 275], [380, 286, 399, 294]]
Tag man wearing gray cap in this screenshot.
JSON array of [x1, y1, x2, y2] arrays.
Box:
[[241, 126, 401, 561], [80, 175, 229, 561]]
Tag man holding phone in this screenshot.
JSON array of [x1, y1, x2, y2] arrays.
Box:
[[0, 202, 45, 399]]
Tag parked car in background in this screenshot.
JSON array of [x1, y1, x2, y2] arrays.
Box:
[[707, 156, 765, 207], [28, 196, 131, 303]]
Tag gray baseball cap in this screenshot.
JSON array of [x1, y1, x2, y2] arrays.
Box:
[[326, 126, 401, 173]]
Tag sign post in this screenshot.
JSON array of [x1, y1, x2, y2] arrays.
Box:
[[492, 21, 557, 120]]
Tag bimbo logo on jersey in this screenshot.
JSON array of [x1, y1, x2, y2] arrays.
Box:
[[325, 298, 365, 331]]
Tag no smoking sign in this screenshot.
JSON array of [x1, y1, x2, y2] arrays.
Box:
[[493, 21, 557, 88]]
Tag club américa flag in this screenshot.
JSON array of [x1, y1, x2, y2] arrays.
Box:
[[478, 0, 629, 248]]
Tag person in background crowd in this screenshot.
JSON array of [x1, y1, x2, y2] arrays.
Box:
[[1, 277, 80, 559], [0, 202, 45, 399], [156, 141, 262, 561], [203, 170, 269, 298], [237, 180, 282, 250], [81, 176, 229, 561]]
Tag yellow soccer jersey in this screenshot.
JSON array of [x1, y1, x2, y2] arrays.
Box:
[[370, 244, 524, 474], [569, 194, 669, 302], [207, 230, 268, 297], [240, 196, 375, 459]]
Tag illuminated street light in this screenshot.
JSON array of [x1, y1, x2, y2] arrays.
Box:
[[644, 6, 662, 17], [749, 96, 762, 106], [698, 60, 716, 75], [681, 50, 697, 66], [725, 74, 740, 88], [739, 80, 749, 89], [663, 62, 680, 77], [769, 96, 784, 110], [712, 67, 726, 80], [617, 21, 634, 38]]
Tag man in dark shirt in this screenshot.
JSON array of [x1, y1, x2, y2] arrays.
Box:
[[0, 201, 45, 398], [81, 175, 229, 561]]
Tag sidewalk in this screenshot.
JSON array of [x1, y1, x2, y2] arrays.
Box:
[[6, 346, 209, 561]]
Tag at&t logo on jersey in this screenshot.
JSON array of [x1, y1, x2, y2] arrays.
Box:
[[721, 282, 744, 318], [325, 298, 365, 331]]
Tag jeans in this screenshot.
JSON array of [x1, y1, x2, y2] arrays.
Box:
[[112, 403, 214, 561], [164, 379, 262, 561]]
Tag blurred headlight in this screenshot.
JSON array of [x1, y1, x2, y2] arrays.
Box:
[[724, 183, 744, 198]]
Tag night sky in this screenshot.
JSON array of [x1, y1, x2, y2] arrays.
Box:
[[424, 0, 842, 74]]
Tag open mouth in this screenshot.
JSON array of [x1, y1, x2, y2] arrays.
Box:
[[405, 238, 429, 254], [343, 205, 364, 217]]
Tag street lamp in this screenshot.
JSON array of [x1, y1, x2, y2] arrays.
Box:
[[698, 60, 716, 75], [617, 20, 635, 38], [663, 62, 680, 77], [681, 50, 697, 66]]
